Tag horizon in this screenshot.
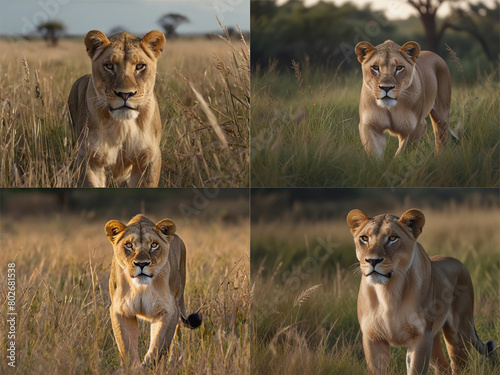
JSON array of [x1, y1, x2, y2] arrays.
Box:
[[0, 0, 250, 36]]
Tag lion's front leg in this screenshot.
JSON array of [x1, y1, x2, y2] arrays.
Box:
[[84, 165, 106, 187], [74, 142, 107, 187], [110, 307, 140, 367], [359, 122, 387, 158], [363, 336, 390, 374], [77, 154, 106, 187], [406, 333, 433, 375], [143, 311, 179, 367], [395, 119, 426, 156], [130, 149, 161, 187]]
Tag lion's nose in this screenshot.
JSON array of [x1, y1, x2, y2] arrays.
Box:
[[365, 258, 383, 267], [115, 91, 137, 101], [134, 261, 150, 269], [379, 86, 395, 93]]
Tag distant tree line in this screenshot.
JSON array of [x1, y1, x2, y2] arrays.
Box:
[[252, 0, 395, 69], [251, 0, 499, 73]]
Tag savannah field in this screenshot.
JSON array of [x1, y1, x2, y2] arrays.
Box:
[[251, 60, 500, 187], [251, 190, 500, 374], [0, 27, 249, 187], [0, 190, 250, 374]]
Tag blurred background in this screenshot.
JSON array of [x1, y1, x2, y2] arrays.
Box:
[[0, 188, 249, 222], [252, 0, 498, 78], [251, 188, 500, 374], [251, 187, 499, 273]]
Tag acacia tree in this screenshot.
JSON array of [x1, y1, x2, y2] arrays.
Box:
[[37, 21, 65, 47], [158, 13, 189, 38], [407, 0, 494, 60]]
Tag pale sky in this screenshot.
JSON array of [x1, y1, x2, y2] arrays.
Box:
[[0, 1, 495, 36], [277, 0, 497, 20], [0, 0, 250, 36]]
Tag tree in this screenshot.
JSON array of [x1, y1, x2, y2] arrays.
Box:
[[37, 21, 65, 47], [406, 0, 445, 52], [407, 0, 495, 60], [250, 1, 394, 70], [158, 13, 189, 38]]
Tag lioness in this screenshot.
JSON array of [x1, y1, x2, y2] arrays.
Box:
[[347, 209, 495, 375], [105, 214, 202, 368], [355, 40, 451, 157], [69, 30, 165, 187]]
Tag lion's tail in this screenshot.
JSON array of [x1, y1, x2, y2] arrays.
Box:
[[181, 312, 202, 329], [448, 126, 459, 141], [473, 327, 496, 362]]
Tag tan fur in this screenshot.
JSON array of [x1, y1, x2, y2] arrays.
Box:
[[347, 209, 493, 375], [355, 40, 451, 157], [105, 215, 198, 368], [68, 30, 166, 187]]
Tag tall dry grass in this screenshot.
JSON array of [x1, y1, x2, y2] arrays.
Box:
[[0, 24, 249, 187], [0, 211, 250, 374], [251, 197, 500, 374]]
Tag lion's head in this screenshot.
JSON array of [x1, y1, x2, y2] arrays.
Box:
[[105, 214, 175, 286], [84, 30, 166, 121], [347, 209, 425, 285], [355, 40, 421, 109]]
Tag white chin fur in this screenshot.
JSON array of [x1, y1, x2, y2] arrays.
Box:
[[376, 98, 397, 108], [132, 276, 152, 286], [367, 273, 390, 285], [110, 108, 139, 120]]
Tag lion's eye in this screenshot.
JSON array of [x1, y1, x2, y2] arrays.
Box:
[[124, 242, 133, 250], [360, 235, 369, 244], [371, 65, 379, 72], [136, 64, 146, 71], [388, 235, 399, 243], [104, 63, 114, 71], [396, 65, 404, 72], [150, 242, 159, 251]]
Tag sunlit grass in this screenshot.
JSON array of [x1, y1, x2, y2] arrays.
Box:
[[0, 25, 249, 187], [0, 211, 250, 374]]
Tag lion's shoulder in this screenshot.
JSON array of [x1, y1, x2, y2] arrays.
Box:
[[68, 74, 90, 136]]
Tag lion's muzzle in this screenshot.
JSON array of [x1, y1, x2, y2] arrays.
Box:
[[109, 90, 139, 118], [115, 90, 137, 101], [132, 261, 153, 280], [363, 258, 392, 283], [366, 269, 392, 279], [379, 85, 395, 95]]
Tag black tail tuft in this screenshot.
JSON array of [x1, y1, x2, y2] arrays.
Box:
[[182, 312, 202, 329], [487, 340, 495, 354], [486, 340, 498, 364]]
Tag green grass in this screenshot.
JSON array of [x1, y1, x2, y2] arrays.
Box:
[[250, 197, 500, 374], [251, 64, 500, 187]]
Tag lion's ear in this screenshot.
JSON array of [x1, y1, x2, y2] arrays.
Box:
[[347, 209, 369, 235], [141, 30, 166, 59], [105, 220, 127, 244], [399, 209, 425, 239], [156, 218, 176, 237], [355, 42, 376, 64], [85, 30, 110, 59], [400, 41, 421, 63]]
